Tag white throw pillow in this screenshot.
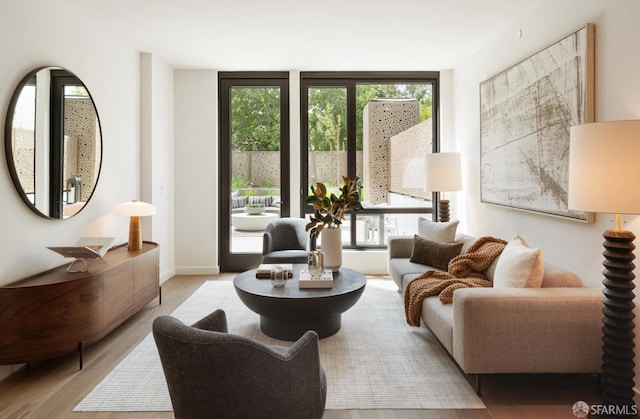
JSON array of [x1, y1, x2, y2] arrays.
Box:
[[493, 235, 544, 288], [417, 217, 459, 243]]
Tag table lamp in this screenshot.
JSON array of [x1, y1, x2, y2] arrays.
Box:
[[568, 120, 640, 410], [114, 200, 156, 250], [424, 152, 462, 222]]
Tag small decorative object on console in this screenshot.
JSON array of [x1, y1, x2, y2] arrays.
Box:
[[47, 237, 115, 272]]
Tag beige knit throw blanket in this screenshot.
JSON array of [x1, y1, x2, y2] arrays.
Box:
[[404, 236, 508, 326]]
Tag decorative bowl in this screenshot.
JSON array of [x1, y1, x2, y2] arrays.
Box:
[[244, 205, 266, 215]]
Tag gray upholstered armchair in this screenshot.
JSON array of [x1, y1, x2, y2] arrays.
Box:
[[152, 309, 327, 419], [262, 217, 311, 264]]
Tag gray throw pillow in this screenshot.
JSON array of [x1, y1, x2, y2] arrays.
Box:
[[417, 217, 459, 242], [409, 235, 464, 271]]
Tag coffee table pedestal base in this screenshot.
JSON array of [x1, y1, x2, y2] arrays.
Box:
[[260, 315, 341, 341]]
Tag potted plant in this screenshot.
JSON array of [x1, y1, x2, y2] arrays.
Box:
[[305, 176, 363, 271], [244, 203, 266, 215]]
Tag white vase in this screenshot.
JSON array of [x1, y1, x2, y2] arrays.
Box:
[[321, 227, 342, 272]]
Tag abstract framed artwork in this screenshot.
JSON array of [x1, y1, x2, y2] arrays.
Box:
[[480, 24, 595, 222]]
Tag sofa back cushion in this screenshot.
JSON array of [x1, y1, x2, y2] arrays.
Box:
[[232, 196, 248, 209], [248, 195, 274, 207], [540, 263, 583, 287], [455, 233, 477, 254], [418, 218, 459, 242]]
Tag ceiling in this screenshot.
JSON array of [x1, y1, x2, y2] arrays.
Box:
[[65, 0, 542, 71]]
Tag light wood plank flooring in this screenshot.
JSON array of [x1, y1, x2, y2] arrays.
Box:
[[0, 274, 600, 419]]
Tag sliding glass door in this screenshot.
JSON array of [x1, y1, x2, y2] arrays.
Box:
[[219, 73, 289, 272]]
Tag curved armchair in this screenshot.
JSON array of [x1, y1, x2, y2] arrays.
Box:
[[262, 218, 310, 264], [152, 309, 327, 419]]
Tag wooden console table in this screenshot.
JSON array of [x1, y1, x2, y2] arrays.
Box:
[[0, 241, 159, 369]]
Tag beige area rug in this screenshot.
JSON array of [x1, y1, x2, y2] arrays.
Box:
[[74, 279, 484, 411]]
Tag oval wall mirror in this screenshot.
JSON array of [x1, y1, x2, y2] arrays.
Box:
[[4, 67, 102, 219]]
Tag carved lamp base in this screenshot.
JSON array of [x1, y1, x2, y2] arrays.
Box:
[[438, 199, 450, 223], [601, 228, 636, 410]]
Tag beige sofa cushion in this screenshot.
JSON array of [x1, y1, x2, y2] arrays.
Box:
[[417, 218, 459, 242], [493, 235, 544, 288], [421, 296, 454, 353], [541, 263, 583, 287]]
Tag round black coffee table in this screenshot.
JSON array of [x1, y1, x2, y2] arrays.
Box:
[[233, 265, 366, 341]]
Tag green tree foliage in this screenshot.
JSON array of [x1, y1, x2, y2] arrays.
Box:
[[308, 83, 433, 152], [229, 83, 432, 152], [231, 86, 281, 151], [308, 88, 347, 152]]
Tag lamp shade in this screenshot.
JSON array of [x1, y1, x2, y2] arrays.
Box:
[[568, 120, 640, 214], [114, 200, 157, 217], [424, 152, 462, 192]]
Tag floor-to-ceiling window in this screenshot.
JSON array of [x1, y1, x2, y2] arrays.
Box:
[[219, 73, 289, 271], [301, 72, 439, 249]]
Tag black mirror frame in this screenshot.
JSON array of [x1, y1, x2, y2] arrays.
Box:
[[4, 66, 103, 219]]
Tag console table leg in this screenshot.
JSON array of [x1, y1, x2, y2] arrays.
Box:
[[159, 286, 162, 305], [78, 342, 84, 370]]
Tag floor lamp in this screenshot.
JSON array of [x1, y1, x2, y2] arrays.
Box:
[[424, 152, 462, 222], [568, 120, 640, 411]]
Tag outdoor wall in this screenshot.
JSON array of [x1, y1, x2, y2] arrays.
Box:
[[232, 150, 363, 193], [389, 119, 432, 200], [232, 151, 280, 187], [363, 99, 419, 204], [63, 97, 100, 202]]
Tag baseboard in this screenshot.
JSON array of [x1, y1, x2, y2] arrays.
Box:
[[175, 266, 221, 275], [160, 268, 175, 284], [0, 363, 25, 382]]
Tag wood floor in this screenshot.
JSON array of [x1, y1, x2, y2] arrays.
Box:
[[0, 274, 600, 419]]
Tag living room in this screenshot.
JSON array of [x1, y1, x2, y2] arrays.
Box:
[[1, 0, 639, 417]]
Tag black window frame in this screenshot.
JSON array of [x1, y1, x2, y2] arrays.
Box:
[[300, 71, 440, 249], [218, 72, 290, 271]]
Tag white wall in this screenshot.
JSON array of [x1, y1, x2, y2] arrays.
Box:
[[451, 0, 640, 399], [140, 53, 176, 282], [0, 0, 143, 283], [173, 70, 219, 274], [0, 0, 159, 378], [452, 0, 640, 287]]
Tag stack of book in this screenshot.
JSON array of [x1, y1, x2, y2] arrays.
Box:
[[255, 263, 293, 279], [299, 270, 333, 289]]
